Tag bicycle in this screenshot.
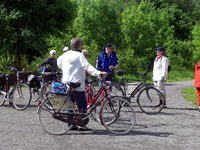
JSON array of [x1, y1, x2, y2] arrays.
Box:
[[28, 67, 52, 102], [0, 66, 31, 110], [37, 73, 136, 135], [39, 72, 62, 103], [108, 65, 165, 115]]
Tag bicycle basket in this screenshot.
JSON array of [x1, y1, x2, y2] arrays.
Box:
[[49, 95, 76, 110], [52, 82, 67, 93], [126, 82, 139, 95], [27, 75, 41, 88]]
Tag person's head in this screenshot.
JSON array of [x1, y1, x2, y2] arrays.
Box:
[[63, 46, 69, 52], [70, 38, 83, 51], [50, 50, 56, 58], [156, 47, 165, 56], [82, 50, 87, 57], [105, 43, 114, 54]]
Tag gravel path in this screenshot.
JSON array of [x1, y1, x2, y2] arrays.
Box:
[[0, 80, 199, 150]]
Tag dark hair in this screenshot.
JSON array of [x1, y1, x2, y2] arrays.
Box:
[[70, 38, 83, 50]]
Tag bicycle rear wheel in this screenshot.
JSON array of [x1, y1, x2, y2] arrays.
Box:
[[31, 88, 40, 102], [37, 96, 77, 135], [100, 97, 136, 135], [0, 91, 5, 106], [137, 87, 164, 115], [12, 83, 31, 110]]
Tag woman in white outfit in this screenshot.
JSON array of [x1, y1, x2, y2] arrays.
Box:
[[152, 47, 169, 108]]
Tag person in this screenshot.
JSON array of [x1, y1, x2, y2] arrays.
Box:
[[96, 43, 119, 87], [195, 62, 200, 112], [37, 50, 58, 72], [57, 38, 106, 131], [152, 47, 169, 108]]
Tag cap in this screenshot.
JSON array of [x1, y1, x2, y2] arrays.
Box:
[[105, 43, 114, 48], [63, 47, 69, 52], [156, 47, 165, 52]]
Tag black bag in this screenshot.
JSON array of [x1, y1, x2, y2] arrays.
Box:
[[0, 74, 6, 91], [28, 75, 41, 88]]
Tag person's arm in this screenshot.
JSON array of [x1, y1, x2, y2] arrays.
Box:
[[57, 55, 63, 70], [96, 54, 102, 69], [38, 58, 49, 67], [161, 57, 169, 79]]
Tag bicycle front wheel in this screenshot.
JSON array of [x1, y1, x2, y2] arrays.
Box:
[[12, 83, 31, 110], [100, 97, 136, 135], [137, 87, 164, 115], [40, 82, 53, 102], [37, 97, 76, 135]]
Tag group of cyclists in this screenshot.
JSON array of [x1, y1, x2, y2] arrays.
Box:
[[37, 38, 169, 131]]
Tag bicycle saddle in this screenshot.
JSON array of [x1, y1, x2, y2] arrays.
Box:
[[117, 71, 127, 76]]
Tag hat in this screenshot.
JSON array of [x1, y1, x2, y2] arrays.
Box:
[[63, 47, 69, 52], [156, 47, 165, 52], [105, 43, 114, 48]]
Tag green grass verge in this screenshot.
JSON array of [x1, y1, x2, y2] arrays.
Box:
[[181, 87, 198, 107]]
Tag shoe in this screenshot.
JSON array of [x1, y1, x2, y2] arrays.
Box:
[[78, 126, 92, 131], [163, 105, 167, 109], [70, 126, 79, 130], [9, 101, 13, 106]]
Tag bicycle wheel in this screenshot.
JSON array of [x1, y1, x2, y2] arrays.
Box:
[[0, 91, 5, 106], [94, 84, 124, 123], [137, 87, 164, 115], [37, 96, 77, 135], [107, 83, 124, 96], [31, 88, 40, 102], [40, 82, 53, 102], [12, 83, 31, 110], [100, 96, 136, 135]]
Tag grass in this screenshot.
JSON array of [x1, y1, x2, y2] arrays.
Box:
[[181, 87, 198, 107]]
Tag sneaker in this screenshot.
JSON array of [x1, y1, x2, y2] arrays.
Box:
[[163, 105, 167, 109], [70, 126, 79, 130], [78, 126, 92, 131]]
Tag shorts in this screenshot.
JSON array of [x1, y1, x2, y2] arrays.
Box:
[[154, 81, 166, 96]]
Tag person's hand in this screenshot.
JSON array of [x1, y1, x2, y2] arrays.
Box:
[[36, 64, 39, 67], [99, 72, 107, 78], [161, 77, 164, 81], [109, 65, 115, 70]]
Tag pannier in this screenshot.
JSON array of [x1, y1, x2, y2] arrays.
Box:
[[27, 75, 41, 88]]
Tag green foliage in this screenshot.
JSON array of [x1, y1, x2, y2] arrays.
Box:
[[192, 23, 200, 64], [181, 87, 198, 107], [0, 0, 75, 68], [73, 0, 123, 50]]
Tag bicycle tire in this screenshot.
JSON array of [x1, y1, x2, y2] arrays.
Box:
[[40, 81, 53, 102], [12, 83, 31, 110], [100, 96, 136, 135], [37, 96, 77, 135], [31, 88, 40, 102], [94, 84, 124, 123], [137, 87, 164, 115], [0, 91, 5, 106]]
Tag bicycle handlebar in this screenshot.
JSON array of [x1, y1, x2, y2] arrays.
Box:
[[5, 66, 25, 74]]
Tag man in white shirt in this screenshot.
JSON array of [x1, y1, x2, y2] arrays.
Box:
[[152, 47, 169, 108], [57, 38, 105, 131]]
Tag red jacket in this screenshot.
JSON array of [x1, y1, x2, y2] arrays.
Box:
[[195, 62, 200, 87]]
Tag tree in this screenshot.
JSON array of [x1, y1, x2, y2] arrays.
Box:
[[0, 0, 75, 69]]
